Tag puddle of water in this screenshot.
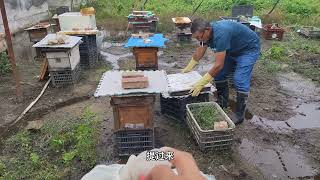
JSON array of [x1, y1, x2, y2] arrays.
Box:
[[278, 72, 320, 100], [250, 116, 292, 133], [100, 51, 132, 70], [239, 139, 286, 179], [101, 42, 125, 49], [287, 102, 320, 129], [239, 138, 318, 179], [249, 102, 320, 132]]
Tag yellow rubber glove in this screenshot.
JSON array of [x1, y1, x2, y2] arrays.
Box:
[[189, 73, 213, 97], [181, 58, 198, 73]]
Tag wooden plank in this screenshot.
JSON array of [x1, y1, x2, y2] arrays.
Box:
[[39, 59, 49, 81]]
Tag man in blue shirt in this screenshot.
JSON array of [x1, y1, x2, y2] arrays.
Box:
[[182, 18, 260, 124]]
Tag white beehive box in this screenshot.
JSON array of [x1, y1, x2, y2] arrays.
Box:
[[46, 44, 80, 71], [58, 12, 97, 31], [33, 34, 82, 71]]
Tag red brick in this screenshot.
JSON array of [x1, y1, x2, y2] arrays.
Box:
[[122, 76, 149, 89], [122, 72, 144, 78]]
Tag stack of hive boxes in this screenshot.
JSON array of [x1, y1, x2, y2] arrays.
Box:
[[172, 17, 192, 42], [95, 70, 168, 156], [124, 33, 167, 71], [128, 11, 159, 33], [33, 34, 82, 87], [58, 12, 98, 69]]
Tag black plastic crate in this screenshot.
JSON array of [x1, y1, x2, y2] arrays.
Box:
[[160, 93, 210, 121], [114, 128, 154, 156], [71, 34, 98, 68], [56, 6, 69, 15], [80, 48, 98, 68], [232, 5, 253, 17], [50, 64, 81, 87], [177, 33, 192, 42]]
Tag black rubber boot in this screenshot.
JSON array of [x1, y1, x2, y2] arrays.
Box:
[[232, 91, 249, 125], [215, 80, 229, 109]]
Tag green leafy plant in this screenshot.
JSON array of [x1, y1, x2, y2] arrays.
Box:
[[190, 104, 221, 130], [49, 132, 76, 153], [30, 153, 40, 165], [0, 160, 6, 175], [269, 44, 287, 61], [62, 150, 77, 164], [80, 0, 96, 8]]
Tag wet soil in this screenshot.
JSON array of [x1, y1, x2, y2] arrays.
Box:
[[1, 31, 320, 179], [99, 39, 320, 179], [0, 31, 43, 129]]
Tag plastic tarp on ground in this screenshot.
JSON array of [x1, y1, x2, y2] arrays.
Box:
[[124, 34, 167, 48]]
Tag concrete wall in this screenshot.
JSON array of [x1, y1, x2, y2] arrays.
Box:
[[0, 0, 81, 34], [0, 0, 49, 33]]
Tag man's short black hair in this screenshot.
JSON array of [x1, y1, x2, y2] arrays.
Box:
[[191, 18, 211, 34]]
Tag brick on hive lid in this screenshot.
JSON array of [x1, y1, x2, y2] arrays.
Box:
[[122, 71, 144, 78], [122, 76, 149, 89]]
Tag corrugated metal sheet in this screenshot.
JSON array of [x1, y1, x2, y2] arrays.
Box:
[[32, 34, 82, 48], [94, 70, 168, 97], [162, 71, 216, 98]]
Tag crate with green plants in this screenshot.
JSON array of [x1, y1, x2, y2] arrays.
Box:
[[186, 102, 235, 151]]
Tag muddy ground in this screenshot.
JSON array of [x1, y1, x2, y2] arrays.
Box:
[[0, 31, 320, 179]]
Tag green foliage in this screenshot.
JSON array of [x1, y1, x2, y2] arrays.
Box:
[[259, 58, 282, 73], [49, 132, 76, 153], [0, 108, 102, 179], [92, 0, 320, 30], [269, 44, 287, 61], [30, 153, 40, 165], [80, 0, 96, 8], [62, 150, 77, 164], [190, 104, 221, 130], [0, 160, 6, 175], [282, 0, 318, 17], [4, 131, 32, 154], [0, 52, 11, 75]]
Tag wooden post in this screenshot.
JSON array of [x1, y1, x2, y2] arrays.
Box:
[[0, 0, 21, 97]]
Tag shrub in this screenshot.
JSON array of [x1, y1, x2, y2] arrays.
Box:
[[0, 52, 11, 75]]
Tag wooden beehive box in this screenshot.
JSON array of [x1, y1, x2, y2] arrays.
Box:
[[45, 44, 80, 71], [110, 95, 156, 130], [133, 47, 158, 70], [26, 28, 49, 43]]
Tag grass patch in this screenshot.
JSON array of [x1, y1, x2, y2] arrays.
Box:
[[189, 104, 221, 130], [0, 107, 102, 179], [89, 0, 320, 34], [259, 32, 320, 84]]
